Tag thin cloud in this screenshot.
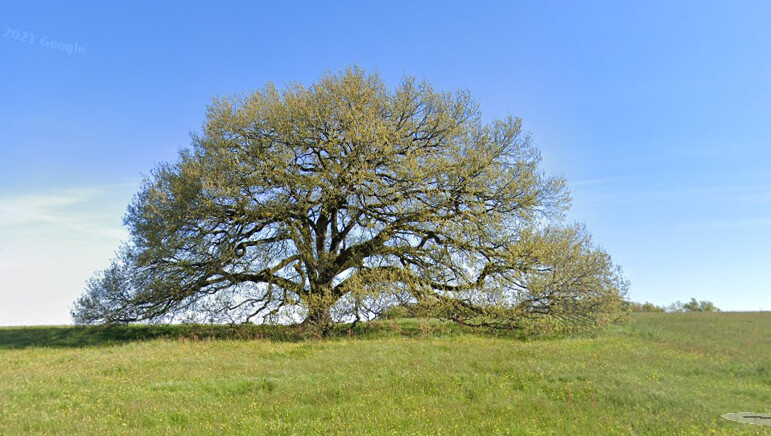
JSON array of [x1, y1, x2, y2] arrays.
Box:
[[0, 257, 12, 271], [570, 179, 771, 207], [569, 177, 627, 188], [688, 217, 771, 231], [710, 184, 771, 205], [0, 184, 135, 241]]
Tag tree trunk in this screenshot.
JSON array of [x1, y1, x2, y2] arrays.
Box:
[[303, 284, 335, 334], [305, 305, 334, 331]]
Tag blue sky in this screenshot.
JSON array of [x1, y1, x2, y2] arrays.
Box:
[[1, 1, 769, 325]]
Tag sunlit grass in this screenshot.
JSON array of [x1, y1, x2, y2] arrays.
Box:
[[1, 313, 769, 435]]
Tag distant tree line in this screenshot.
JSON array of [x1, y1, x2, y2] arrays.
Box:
[[625, 298, 720, 313]]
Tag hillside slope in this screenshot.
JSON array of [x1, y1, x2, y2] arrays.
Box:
[[0, 313, 769, 435]]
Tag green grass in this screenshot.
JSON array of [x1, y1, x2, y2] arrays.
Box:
[[1, 313, 769, 435]]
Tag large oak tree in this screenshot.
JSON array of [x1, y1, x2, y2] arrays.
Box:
[[72, 67, 627, 331]]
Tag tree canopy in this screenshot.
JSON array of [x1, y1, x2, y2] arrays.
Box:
[[72, 67, 628, 332]]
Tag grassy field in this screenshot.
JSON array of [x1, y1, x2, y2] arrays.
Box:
[[0, 313, 769, 435]]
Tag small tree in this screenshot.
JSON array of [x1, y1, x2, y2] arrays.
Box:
[[671, 298, 719, 313], [625, 301, 666, 313], [72, 67, 628, 332]]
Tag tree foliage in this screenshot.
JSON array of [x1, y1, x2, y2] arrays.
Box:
[[669, 298, 720, 313], [72, 67, 628, 332], [625, 301, 666, 313]]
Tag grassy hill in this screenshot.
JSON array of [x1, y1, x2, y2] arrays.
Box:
[[0, 313, 769, 435]]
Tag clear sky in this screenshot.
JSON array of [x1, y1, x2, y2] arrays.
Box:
[[2, 1, 770, 325]]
